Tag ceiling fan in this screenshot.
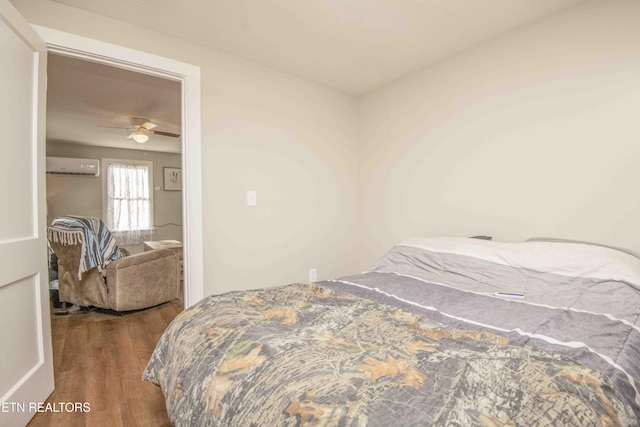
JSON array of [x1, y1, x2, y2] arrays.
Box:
[[101, 117, 180, 144]]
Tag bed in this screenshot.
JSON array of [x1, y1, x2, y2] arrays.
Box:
[[143, 237, 640, 426]]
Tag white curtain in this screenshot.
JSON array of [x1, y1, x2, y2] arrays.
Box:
[[106, 162, 153, 245]]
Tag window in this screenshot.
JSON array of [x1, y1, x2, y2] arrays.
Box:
[[102, 159, 154, 245]]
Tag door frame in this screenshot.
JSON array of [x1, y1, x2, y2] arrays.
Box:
[[35, 26, 204, 308]]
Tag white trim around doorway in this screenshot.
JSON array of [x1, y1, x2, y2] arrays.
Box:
[[34, 25, 204, 308]]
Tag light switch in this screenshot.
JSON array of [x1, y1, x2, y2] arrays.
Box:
[[247, 190, 257, 207]]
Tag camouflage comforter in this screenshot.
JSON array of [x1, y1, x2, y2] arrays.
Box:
[[144, 239, 640, 426]]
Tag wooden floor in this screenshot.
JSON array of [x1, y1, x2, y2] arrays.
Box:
[[27, 300, 183, 427]]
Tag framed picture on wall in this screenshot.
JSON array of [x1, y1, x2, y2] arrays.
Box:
[[164, 167, 182, 191]]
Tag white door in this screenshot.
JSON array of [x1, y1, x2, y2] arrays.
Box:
[[0, 1, 54, 426]]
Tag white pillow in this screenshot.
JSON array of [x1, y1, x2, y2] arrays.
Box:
[[525, 237, 640, 259], [398, 237, 640, 287]]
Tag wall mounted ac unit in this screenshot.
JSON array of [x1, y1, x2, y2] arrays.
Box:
[[46, 157, 100, 176]]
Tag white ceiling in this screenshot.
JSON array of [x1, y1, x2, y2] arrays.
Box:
[[46, 0, 588, 153], [51, 0, 587, 95]]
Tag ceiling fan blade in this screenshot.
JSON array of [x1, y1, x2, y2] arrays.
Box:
[[149, 130, 180, 138], [141, 122, 158, 131], [126, 132, 136, 139]]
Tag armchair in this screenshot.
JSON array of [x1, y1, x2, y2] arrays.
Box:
[[48, 218, 180, 311], [50, 240, 180, 311]]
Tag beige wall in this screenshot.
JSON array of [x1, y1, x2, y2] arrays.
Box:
[[358, 0, 640, 267], [17, 0, 640, 292], [14, 0, 360, 295], [46, 141, 183, 251]]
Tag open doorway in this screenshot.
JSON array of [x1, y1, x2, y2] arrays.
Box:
[[45, 52, 186, 308], [40, 53, 185, 425], [29, 27, 203, 424], [36, 25, 204, 308]]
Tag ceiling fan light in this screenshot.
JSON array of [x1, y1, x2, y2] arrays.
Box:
[[133, 132, 149, 143]]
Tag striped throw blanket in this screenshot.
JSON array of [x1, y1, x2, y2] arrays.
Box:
[[48, 216, 122, 278]]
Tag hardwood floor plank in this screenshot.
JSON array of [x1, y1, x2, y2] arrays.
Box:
[[120, 375, 172, 427], [27, 300, 183, 426], [125, 314, 157, 373], [50, 315, 69, 371], [85, 405, 126, 427]]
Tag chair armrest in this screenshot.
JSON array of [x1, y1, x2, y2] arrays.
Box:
[[107, 248, 176, 270]]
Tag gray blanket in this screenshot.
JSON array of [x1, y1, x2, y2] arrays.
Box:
[[323, 244, 640, 422]]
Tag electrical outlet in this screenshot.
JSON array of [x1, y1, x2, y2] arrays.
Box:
[[309, 268, 317, 282]]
